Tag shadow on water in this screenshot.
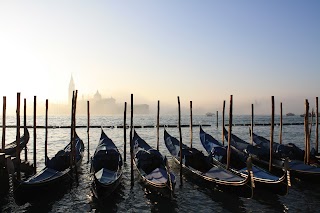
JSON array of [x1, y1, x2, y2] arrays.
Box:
[[195, 182, 246, 213], [250, 189, 287, 213], [144, 187, 178, 213], [15, 183, 72, 212], [89, 183, 126, 213]]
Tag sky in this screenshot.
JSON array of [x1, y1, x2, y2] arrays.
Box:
[[0, 1, 319, 115]]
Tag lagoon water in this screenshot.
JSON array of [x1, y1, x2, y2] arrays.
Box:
[[1, 114, 320, 212]]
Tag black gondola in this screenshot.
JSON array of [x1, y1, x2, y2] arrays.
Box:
[[13, 131, 84, 204], [249, 130, 320, 182], [90, 129, 123, 199], [251, 131, 319, 164], [4, 128, 30, 156], [200, 126, 289, 196], [132, 130, 175, 197], [164, 129, 253, 198]]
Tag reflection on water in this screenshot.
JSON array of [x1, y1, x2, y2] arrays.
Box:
[[1, 115, 320, 212]]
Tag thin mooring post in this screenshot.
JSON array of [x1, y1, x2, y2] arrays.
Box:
[[190, 101, 193, 148], [24, 98, 27, 161], [87, 101, 90, 162], [304, 99, 309, 164], [16, 92, 21, 180], [222, 100, 225, 145], [316, 97, 319, 154], [309, 109, 314, 156], [178, 96, 183, 185], [251, 104, 254, 145], [226, 95, 233, 170], [157, 100, 160, 151], [73, 90, 79, 184], [123, 102, 127, 162], [130, 94, 134, 186], [2, 96, 6, 152], [70, 91, 75, 171], [45, 99, 48, 165], [269, 96, 274, 172], [33, 96, 37, 173], [280, 102, 283, 144], [216, 111, 218, 128]]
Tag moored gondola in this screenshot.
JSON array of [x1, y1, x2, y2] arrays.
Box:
[[3, 128, 30, 156], [164, 129, 253, 198], [200, 126, 289, 196], [249, 131, 320, 182], [132, 130, 175, 197], [13, 131, 84, 204], [90, 128, 123, 198]]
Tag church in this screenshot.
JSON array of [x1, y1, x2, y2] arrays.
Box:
[[67, 75, 149, 115]]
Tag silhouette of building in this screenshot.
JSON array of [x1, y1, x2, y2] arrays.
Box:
[[42, 75, 150, 115]]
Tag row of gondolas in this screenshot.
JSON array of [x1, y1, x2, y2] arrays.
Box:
[[2, 126, 320, 204]]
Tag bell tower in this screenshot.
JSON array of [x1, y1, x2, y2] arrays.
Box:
[[68, 74, 75, 105]]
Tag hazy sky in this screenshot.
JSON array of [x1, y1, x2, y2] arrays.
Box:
[[0, 1, 319, 115]]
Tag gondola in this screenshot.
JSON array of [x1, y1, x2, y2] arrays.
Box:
[[3, 128, 30, 156], [200, 126, 289, 196], [132, 130, 175, 197], [164, 129, 253, 198], [90, 129, 123, 198], [13, 131, 84, 204], [249, 130, 320, 182], [251, 131, 319, 165]]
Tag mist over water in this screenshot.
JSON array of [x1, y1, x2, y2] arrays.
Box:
[[1, 114, 320, 212]]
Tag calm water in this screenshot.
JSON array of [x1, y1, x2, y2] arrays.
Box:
[[1, 114, 320, 212]]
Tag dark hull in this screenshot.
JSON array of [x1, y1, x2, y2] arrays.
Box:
[[200, 126, 289, 196], [251, 156, 320, 183], [91, 173, 123, 199], [13, 169, 72, 204], [253, 177, 288, 196], [90, 129, 123, 199], [0, 169, 9, 197], [135, 164, 175, 198], [13, 133, 84, 204], [213, 157, 288, 196], [4, 129, 29, 156], [133, 130, 176, 197], [172, 157, 253, 198]]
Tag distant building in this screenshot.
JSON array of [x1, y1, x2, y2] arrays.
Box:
[[68, 76, 149, 115], [27, 75, 150, 115]]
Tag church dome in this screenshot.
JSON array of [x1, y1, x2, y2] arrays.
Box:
[[94, 90, 102, 100]]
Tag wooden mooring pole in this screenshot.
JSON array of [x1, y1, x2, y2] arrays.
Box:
[[45, 99, 48, 164], [24, 98, 27, 161], [123, 102, 127, 162], [178, 96, 183, 185], [226, 95, 233, 170], [16, 92, 21, 180], [269, 96, 274, 172], [70, 92, 75, 171], [304, 99, 309, 164], [316, 97, 319, 154], [87, 101, 90, 162], [73, 90, 78, 184], [2, 96, 6, 152], [33, 96, 37, 173], [216, 111, 218, 128], [190, 101, 193, 148], [157, 100, 160, 151], [280, 102, 283, 144], [222, 100, 225, 145], [130, 94, 134, 186], [251, 104, 254, 145]]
